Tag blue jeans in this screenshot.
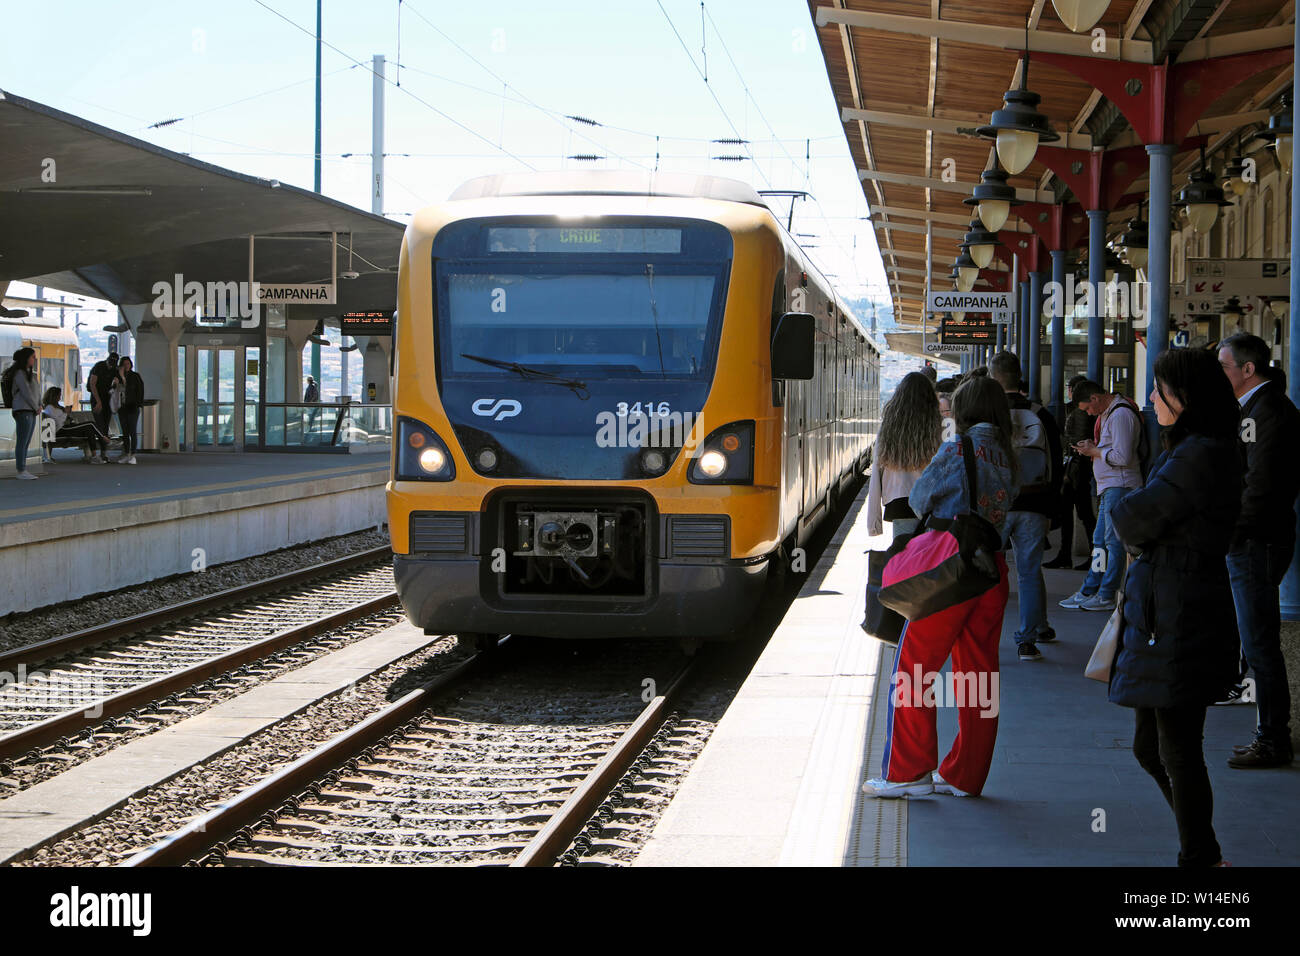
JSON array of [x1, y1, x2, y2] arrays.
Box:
[[1082, 487, 1129, 601], [1227, 540, 1292, 746], [890, 517, 920, 541], [12, 410, 36, 473], [1004, 510, 1050, 643]]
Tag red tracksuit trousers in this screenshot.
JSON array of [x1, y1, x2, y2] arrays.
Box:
[[881, 558, 1009, 796]]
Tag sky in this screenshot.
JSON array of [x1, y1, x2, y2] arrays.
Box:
[[5, 0, 899, 341]]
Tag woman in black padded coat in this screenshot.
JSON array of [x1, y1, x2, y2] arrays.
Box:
[[1109, 348, 1242, 868]]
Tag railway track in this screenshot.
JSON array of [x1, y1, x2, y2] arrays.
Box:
[[0, 547, 397, 763], [124, 640, 699, 867]]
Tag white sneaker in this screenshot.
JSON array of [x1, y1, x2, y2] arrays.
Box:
[[1059, 590, 1090, 609], [932, 771, 975, 797], [1080, 593, 1116, 611], [16, 471, 37, 480], [126, 456, 138, 465], [861, 775, 933, 798]]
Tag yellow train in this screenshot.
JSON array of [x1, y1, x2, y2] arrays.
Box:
[[0, 314, 83, 406], [387, 172, 880, 642]]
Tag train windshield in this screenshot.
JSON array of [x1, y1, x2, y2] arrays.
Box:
[[432, 218, 732, 382]]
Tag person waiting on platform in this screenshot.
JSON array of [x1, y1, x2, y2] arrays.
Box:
[[933, 377, 957, 421], [40, 387, 110, 463], [1059, 379, 1144, 612], [2, 347, 41, 480], [990, 350, 1063, 661], [87, 351, 119, 452], [113, 356, 144, 465], [1109, 348, 1242, 868], [866, 371, 942, 542], [861, 377, 1018, 799], [1044, 375, 1097, 570], [1218, 333, 1300, 768], [303, 376, 320, 403]]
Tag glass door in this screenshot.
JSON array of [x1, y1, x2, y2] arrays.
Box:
[[190, 347, 244, 450]]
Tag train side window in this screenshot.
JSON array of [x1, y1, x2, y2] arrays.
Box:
[[69, 347, 81, 390]]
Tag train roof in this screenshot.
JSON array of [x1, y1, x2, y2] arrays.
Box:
[[449, 171, 770, 208]]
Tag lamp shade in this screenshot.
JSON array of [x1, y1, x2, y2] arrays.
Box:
[[964, 166, 1023, 231], [961, 219, 1001, 270], [1185, 202, 1221, 233], [1124, 245, 1148, 271], [996, 128, 1041, 176], [977, 198, 1012, 233], [1178, 161, 1233, 234], [975, 78, 1060, 177], [1253, 93, 1293, 178], [1277, 134, 1293, 177], [1223, 155, 1252, 197], [1051, 0, 1111, 32]]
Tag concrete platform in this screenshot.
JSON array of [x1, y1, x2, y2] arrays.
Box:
[[0, 452, 387, 614], [638, 487, 1300, 867], [0, 620, 433, 864]]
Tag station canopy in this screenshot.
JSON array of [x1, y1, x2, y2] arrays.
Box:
[[808, 1, 1296, 332], [0, 88, 403, 316]]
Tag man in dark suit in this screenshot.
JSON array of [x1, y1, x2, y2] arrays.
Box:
[[1218, 333, 1300, 768]]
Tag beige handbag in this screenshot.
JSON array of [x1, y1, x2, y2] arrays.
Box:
[[1084, 590, 1124, 682], [1084, 555, 1129, 683]]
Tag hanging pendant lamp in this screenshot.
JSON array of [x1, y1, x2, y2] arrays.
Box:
[[975, 54, 1061, 175]]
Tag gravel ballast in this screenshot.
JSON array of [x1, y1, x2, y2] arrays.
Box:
[[0, 529, 390, 651]]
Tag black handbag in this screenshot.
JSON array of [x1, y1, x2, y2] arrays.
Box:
[[861, 532, 912, 646], [877, 434, 1004, 622]]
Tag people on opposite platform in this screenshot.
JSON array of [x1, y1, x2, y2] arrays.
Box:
[[41, 386, 110, 463], [114, 356, 145, 465], [2, 347, 40, 479]]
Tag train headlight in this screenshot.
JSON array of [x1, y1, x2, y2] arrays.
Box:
[[698, 450, 727, 477], [476, 447, 499, 472], [689, 421, 755, 485], [419, 447, 447, 474], [396, 417, 455, 481]]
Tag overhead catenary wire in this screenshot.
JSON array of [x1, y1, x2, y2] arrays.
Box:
[[250, 0, 538, 171]]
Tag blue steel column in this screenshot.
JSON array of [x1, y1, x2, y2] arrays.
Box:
[[1087, 209, 1107, 384], [1029, 270, 1044, 399], [1050, 250, 1066, 421], [1019, 281, 1030, 362], [1144, 144, 1176, 451], [1284, 9, 1300, 620]]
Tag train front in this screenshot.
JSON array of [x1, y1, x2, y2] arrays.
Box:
[[388, 197, 779, 641]]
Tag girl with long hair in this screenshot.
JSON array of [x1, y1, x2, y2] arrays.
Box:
[[866, 371, 943, 539], [3, 347, 40, 479], [40, 386, 110, 463], [115, 356, 145, 464], [863, 377, 1018, 798], [1109, 348, 1242, 867]]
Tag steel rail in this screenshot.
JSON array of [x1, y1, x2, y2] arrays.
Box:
[[0, 545, 393, 673], [122, 646, 494, 867], [0, 590, 399, 761], [510, 659, 695, 867]]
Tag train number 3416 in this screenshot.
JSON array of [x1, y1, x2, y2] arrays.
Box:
[[616, 402, 672, 417]]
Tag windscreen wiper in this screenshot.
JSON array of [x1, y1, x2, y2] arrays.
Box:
[[459, 353, 590, 399]]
